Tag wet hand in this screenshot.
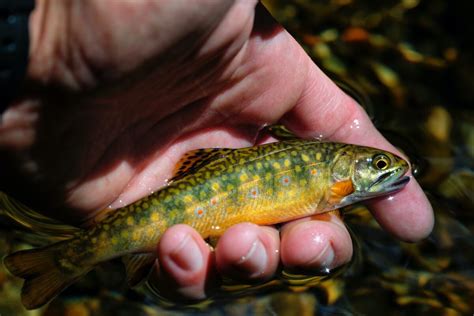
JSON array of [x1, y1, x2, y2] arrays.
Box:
[[0, 0, 433, 301]]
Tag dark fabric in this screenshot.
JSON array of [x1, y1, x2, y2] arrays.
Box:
[[0, 0, 34, 116]]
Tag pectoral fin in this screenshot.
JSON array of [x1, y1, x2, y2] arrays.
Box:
[[264, 124, 300, 140], [329, 180, 355, 204]]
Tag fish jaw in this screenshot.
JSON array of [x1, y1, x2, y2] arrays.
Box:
[[331, 147, 411, 209], [338, 173, 410, 207]]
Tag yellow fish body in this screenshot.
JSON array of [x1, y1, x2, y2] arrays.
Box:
[[4, 138, 410, 309]]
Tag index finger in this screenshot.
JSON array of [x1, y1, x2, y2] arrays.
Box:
[[282, 61, 434, 242]]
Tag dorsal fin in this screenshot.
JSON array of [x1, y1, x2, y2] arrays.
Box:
[[168, 148, 233, 183]]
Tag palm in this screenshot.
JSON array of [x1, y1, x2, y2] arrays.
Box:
[[1, 1, 432, 301], [1, 2, 315, 223]]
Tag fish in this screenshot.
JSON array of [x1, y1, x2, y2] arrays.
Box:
[[3, 129, 410, 309]]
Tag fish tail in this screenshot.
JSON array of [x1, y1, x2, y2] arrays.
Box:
[[4, 241, 88, 309]]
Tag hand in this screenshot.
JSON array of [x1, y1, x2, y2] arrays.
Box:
[[0, 0, 433, 300]]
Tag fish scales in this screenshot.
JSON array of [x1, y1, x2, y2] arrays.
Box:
[[32, 141, 333, 269], [3, 138, 410, 309]]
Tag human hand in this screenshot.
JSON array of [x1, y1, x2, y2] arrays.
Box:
[[0, 0, 433, 300]]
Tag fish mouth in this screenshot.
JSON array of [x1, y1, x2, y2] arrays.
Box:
[[366, 169, 410, 197], [335, 173, 410, 209], [387, 175, 410, 191]]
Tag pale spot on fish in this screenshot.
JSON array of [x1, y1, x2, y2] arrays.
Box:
[[146, 227, 155, 237], [195, 207, 206, 218], [132, 231, 141, 241], [240, 173, 249, 182], [302, 154, 310, 162], [281, 175, 291, 186], [273, 162, 281, 169], [284, 159, 291, 167], [249, 187, 259, 198], [151, 212, 160, 222]]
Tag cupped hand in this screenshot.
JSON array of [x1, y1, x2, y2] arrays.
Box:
[[0, 0, 433, 300]]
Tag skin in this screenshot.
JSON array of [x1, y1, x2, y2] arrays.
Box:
[[0, 0, 433, 301]]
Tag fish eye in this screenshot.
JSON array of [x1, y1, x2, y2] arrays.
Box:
[[372, 154, 390, 170]]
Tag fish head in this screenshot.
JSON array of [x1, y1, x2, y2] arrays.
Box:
[[331, 145, 410, 207]]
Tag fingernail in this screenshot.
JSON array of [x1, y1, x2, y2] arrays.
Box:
[[170, 235, 203, 272], [308, 243, 334, 269], [236, 239, 267, 277]]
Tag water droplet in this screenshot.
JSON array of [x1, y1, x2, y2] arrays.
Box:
[[314, 134, 324, 141], [312, 234, 323, 244], [111, 198, 126, 208], [321, 267, 331, 274], [350, 118, 361, 129]]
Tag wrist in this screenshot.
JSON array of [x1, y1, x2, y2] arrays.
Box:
[[27, 0, 70, 86]]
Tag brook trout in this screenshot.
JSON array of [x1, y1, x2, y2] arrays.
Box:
[[3, 137, 410, 309]]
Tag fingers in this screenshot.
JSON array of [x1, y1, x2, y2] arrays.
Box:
[[215, 223, 280, 280], [154, 223, 280, 301], [155, 224, 214, 300], [155, 217, 352, 301], [282, 62, 434, 241], [280, 212, 352, 271]]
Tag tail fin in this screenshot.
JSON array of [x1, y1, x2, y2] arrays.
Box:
[[4, 241, 88, 309]]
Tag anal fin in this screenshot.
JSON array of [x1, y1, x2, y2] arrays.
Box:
[[122, 253, 156, 286]]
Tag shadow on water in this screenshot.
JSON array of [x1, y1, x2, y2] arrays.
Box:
[[1, 0, 474, 315]]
